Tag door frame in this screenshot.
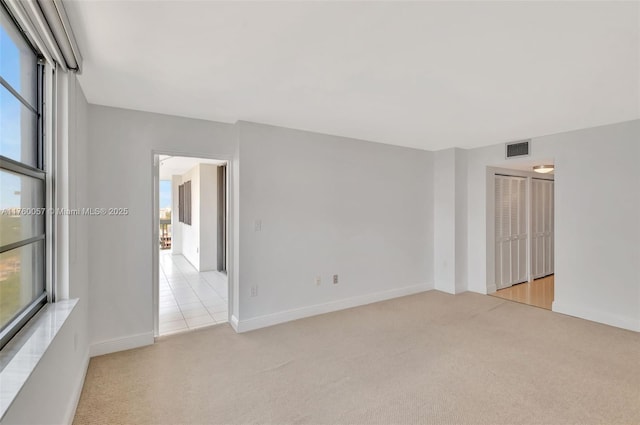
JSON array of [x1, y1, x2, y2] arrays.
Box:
[[152, 150, 234, 338], [486, 166, 554, 294]]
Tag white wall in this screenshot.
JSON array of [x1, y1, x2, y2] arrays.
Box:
[[87, 110, 434, 342], [236, 121, 433, 328], [454, 149, 468, 294], [170, 175, 182, 254], [82, 104, 640, 360], [2, 75, 91, 424], [198, 164, 218, 271], [180, 164, 200, 270], [433, 149, 456, 293], [466, 120, 640, 331], [433, 148, 468, 294], [177, 163, 218, 271], [0, 306, 88, 425], [87, 106, 236, 354], [67, 75, 91, 358]]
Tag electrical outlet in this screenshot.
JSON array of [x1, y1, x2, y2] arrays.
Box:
[[250, 285, 258, 297], [254, 219, 262, 232], [333, 274, 339, 284], [315, 276, 321, 286]]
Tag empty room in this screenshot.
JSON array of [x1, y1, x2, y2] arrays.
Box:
[[0, 1, 638, 425]]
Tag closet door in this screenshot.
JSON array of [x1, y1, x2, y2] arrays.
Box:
[[495, 175, 528, 289], [531, 179, 554, 279], [543, 180, 554, 276]]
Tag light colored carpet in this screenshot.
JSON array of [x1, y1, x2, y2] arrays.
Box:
[[73, 291, 640, 425]]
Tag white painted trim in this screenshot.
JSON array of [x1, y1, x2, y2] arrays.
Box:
[[236, 283, 432, 333], [152, 154, 160, 338], [229, 315, 239, 332], [90, 332, 154, 357], [435, 283, 468, 295], [151, 149, 238, 337], [487, 166, 555, 294], [62, 348, 89, 425], [0, 300, 78, 421], [552, 300, 640, 332]]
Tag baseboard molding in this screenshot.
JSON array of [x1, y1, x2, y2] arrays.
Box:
[[236, 283, 432, 333], [230, 315, 239, 332], [434, 284, 467, 295], [63, 347, 90, 425], [552, 300, 640, 332], [486, 283, 497, 294], [90, 332, 155, 357]]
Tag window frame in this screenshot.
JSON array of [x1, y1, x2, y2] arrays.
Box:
[[184, 180, 191, 225], [0, 5, 48, 350], [178, 183, 184, 223], [177, 181, 192, 225]]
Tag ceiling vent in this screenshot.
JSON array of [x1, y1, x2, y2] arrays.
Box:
[[505, 140, 530, 159]]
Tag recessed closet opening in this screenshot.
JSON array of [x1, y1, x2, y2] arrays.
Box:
[[487, 164, 555, 310]]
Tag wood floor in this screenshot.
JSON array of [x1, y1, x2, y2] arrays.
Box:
[[491, 275, 554, 310]]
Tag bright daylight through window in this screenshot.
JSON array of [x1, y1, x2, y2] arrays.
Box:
[[0, 4, 46, 349]]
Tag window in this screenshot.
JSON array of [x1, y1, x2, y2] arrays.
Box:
[[177, 181, 192, 225], [178, 183, 184, 223], [184, 181, 191, 225], [0, 5, 46, 349]]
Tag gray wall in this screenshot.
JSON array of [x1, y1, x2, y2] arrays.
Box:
[[466, 120, 640, 331], [87, 106, 235, 351], [237, 121, 434, 323], [86, 108, 434, 344]]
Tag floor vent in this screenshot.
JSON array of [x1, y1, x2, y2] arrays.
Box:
[[505, 140, 530, 158]]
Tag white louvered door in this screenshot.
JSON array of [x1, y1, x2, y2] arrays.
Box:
[[495, 175, 528, 289], [531, 179, 554, 279]]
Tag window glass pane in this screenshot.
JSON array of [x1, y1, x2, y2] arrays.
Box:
[[0, 7, 37, 108], [0, 84, 37, 166], [0, 169, 44, 246], [0, 240, 44, 332]]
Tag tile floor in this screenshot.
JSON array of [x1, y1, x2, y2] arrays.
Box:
[[159, 250, 228, 336]]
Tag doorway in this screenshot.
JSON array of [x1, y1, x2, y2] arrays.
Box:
[[153, 154, 230, 336], [489, 168, 555, 310]]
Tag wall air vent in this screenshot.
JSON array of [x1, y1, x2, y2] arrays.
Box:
[[505, 140, 530, 159]]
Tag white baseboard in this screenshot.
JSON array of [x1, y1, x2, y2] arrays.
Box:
[[229, 315, 240, 332], [90, 331, 155, 357], [552, 300, 640, 332], [63, 348, 90, 425], [236, 283, 432, 333], [486, 283, 497, 294]]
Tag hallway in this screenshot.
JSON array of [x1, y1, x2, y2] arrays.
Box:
[[159, 251, 228, 335]]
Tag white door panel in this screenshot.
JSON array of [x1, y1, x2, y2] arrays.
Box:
[[495, 175, 528, 290], [531, 179, 554, 279]]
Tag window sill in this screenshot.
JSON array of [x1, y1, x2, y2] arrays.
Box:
[[0, 299, 78, 420]]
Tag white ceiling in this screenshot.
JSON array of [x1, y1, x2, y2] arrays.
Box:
[[159, 155, 226, 180], [494, 157, 555, 175], [65, 1, 639, 151]]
